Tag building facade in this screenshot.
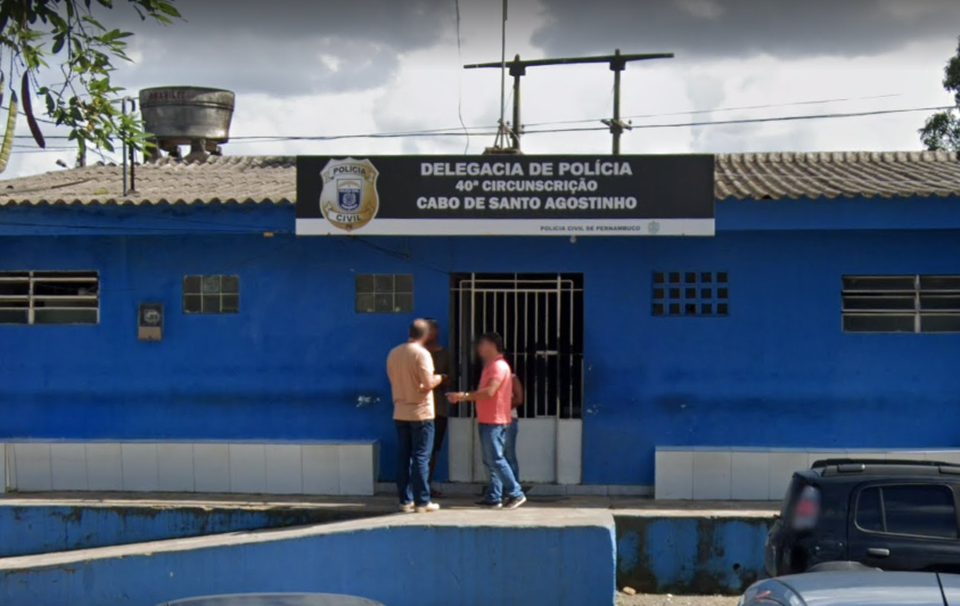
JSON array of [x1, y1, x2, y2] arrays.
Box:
[[1, 152, 959, 492]]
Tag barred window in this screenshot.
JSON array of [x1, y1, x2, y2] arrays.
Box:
[[355, 274, 414, 313], [183, 275, 240, 314], [0, 271, 99, 325], [652, 271, 728, 317], [842, 275, 960, 333]]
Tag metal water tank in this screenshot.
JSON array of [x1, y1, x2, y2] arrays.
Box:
[[156, 594, 386, 606], [139, 86, 235, 157]]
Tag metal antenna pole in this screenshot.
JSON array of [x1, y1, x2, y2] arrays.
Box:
[[466, 50, 673, 154], [497, 0, 508, 149], [511, 54, 524, 150], [610, 49, 626, 155]]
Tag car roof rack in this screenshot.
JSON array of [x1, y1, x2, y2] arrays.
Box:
[[812, 458, 960, 476]]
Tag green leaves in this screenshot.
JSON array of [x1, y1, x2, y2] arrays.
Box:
[[923, 37, 960, 152], [0, 0, 183, 159]]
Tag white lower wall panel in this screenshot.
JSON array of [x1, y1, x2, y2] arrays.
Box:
[[12, 443, 52, 491], [693, 451, 732, 500], [121, 443, 160, 491], [229, 444, 267, 494], [447, 418, 474, 483], [339, 444, 376, 496], [194, 444, 231, 493], [51, 444, 87, 491], [157, 443, 195, 492], [557, 420, 582, 485], [657, 448, 960, 500], [731, 451, 770, 500], [655, 450, 694, 500], [2, 441, 378, 496], [302, 445, 340, 495], [518, 419, 557, 483], [265, 445, 303, 495], [85, 443, 123, 491]]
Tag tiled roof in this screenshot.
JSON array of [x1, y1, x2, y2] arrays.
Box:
[[715, 151, 960, 200], [1, 151, 959, 206], [0, 155, 295, 206]]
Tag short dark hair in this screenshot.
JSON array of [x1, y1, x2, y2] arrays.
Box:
[[409, 319, 429, 340], [478, 332, 504, 353], [424, 318, 439, 329]]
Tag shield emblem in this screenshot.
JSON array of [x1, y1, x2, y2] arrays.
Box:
[[337, 180, 362, 212], [319, 158, 380, 232]]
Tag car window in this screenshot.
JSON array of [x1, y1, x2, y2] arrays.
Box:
[[883, 485, 957, 538], [856, 486, 884, 532], [856, 484, 958, 539]]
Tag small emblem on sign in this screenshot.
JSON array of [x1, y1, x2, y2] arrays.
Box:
[[648, 220, 661, 235], [319, 158, 380, 232]]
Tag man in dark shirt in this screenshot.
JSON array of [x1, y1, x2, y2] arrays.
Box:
[[425, 318, 453, 492]]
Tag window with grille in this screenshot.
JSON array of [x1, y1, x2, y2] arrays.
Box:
[[0, 270, 99, 325], [355, 274, 414, 313], [652, 271, 729, 317], [842, 275, 960, 333], [183, 275, 239, 314]]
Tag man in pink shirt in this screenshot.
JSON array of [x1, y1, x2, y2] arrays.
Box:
[[448, 332, 526, 509]]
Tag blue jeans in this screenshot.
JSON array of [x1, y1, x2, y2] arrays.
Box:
[[479, 423, 524, 502], [504, 419, 520, 481], [396, 420, 434, 506]]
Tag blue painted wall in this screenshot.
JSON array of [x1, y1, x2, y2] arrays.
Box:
[[616, 514, 774, 593], [0, 504, 368, 558], [0, 520, 617, 606], [2, 200, 960, 485]]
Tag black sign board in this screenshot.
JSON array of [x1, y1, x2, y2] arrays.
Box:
[[296, 155, 714, 236]]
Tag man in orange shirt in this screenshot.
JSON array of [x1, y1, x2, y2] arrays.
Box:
[[448, 332, 526, 509], [387, 319, 445, 513]]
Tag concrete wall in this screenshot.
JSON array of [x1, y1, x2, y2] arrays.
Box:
[[616, 514, 775, 594], [0, 510, 617, 606], [3, 202, 960, 486], [0, 503, 374, 558]]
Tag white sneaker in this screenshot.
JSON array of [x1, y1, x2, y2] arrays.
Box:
[[415, 502, 441, 513], [399, 502, 415, 513]]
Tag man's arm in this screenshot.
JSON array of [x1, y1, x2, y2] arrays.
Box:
[[449, 362, 508, 402], [450, 379, 502, 402], [417, 351, 444, 393], [511, 375, 524, 408]]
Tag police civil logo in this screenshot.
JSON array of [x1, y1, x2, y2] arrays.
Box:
[[319, 158, 380, 231]]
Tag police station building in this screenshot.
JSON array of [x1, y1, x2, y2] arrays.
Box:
[[1, 151, 959, 500]]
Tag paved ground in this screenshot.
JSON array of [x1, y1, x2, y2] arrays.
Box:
[[618, 593, 739, 606], [0, 490, 779, 517]]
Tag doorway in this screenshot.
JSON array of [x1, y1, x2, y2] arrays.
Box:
[[447, 273, 584, 484]]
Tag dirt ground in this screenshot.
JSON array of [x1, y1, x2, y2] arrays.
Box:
[[617, 593, 739, 606]]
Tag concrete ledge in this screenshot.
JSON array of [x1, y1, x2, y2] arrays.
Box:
[[0, 502, 384, 558], [0, 509, 616, 606], [615, 513, 776, 595]]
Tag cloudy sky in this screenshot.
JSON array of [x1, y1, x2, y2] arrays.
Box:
[[7, 0, 960, 177]]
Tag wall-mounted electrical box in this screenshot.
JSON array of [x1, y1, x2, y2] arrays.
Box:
[[138, 302, 163, 341]]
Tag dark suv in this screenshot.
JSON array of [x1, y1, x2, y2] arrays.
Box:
[[766, 459, 960, 576]]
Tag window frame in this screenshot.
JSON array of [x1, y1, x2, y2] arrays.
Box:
[[842, 274, 960, 334], [652, 270, 729, 318], [853, 482, 959, 540], [182, 274, 240, 315], [355, 273, 414, 314], [0, 270, 100, 325]]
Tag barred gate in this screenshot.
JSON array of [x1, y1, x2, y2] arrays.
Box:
[[448, 273, 584, 484]]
